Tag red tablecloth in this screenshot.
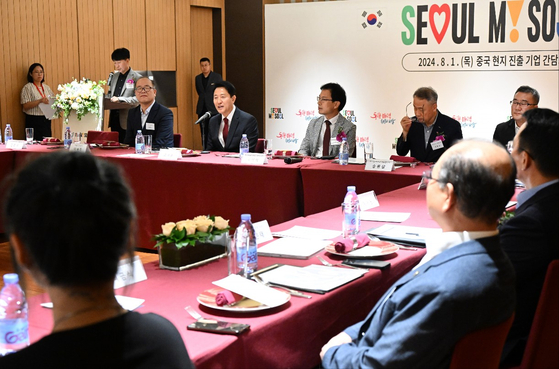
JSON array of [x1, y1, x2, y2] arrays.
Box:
[[27, 184, 434, 368], [300, 161, 429, 216]]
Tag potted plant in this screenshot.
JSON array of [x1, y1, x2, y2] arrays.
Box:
[[153, 215, 231, 271]]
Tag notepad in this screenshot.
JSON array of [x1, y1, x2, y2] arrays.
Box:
[[257, 238, 330, 259], [271, 226, 340, 240], [367, 224, 442, 248]]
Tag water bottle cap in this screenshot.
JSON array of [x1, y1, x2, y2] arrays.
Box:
[[3, 273, 19, 284], [342, 137, 347, 141], [242, 134, 247, 137], [241, 214, 251, 220], [347, 186, 356, 192], [6, 124, 10, 127], [137, 130, 142, 133]]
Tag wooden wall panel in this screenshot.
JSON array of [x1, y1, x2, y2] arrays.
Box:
[[146, 0, 176, 70], [175, 0, 192, 144], [112, 0, 147, 71]]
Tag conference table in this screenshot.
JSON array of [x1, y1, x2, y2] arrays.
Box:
[[27, 183, 436, 368], [0, 145, 426, 250]]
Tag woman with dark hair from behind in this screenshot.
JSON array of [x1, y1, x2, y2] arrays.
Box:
[[0, 152, 194, 368], [20, 63, 55, 141]]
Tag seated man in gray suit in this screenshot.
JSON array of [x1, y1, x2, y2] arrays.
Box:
[[298, 83, 356, 157]]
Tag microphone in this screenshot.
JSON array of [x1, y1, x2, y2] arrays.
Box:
[[195, 111, 212, 125], [107, 72, 114, 86], [284, 157, 303, 164]]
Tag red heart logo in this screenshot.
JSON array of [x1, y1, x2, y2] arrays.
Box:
[[429, 4, 451, 44]]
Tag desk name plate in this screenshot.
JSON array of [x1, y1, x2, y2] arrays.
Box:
[[365, 159, 394, 172], [241, 153, 267, 165]]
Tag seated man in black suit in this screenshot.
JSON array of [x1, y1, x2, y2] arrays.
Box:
[[500, 108, 559, 366], [206, 81, 259, 152], [492, 85, 539, 148], [124, 77, 173, 150], [397, 87, 463, 163]]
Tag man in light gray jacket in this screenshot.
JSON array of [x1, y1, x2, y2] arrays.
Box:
[[298, 83, 356, 157]]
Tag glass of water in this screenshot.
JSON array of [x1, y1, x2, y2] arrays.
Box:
[[144, 135, 152, 154], [364, 142, 374, 162], [264, 139, 273, 159], [506, 140, 513, 153], [25, 128, 34, 145]]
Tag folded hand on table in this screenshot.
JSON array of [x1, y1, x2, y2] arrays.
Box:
[[320, 332, 353, 359]]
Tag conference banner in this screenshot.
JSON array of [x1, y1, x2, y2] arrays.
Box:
[[265, 0, 558, 159]]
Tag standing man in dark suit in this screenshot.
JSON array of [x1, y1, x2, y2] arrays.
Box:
[[195, 57, 222, 147], [124, 77, 173, 150], [108, 48, 142, 143], [492, 86, 539, 148], [499, 108, 559, 366], [206, 81, 258, 152], [397, 87, 463, 163]]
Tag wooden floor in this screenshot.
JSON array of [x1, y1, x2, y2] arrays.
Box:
[[0, 240, 159, 298]]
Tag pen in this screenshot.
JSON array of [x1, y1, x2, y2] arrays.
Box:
[[406, 233, 419, 236]]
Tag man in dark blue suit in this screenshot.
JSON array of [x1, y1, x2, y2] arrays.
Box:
[[206, 81, 259, 152], [500, 108, 559, 366], [321, 139, 516, 369], [124, 77, 173, 150], [492, 86, 539, 148], [195, 57, 222, 147], [397, 87, 463, 163]]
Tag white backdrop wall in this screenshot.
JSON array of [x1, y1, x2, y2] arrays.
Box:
[[265, 0, 559, 159]]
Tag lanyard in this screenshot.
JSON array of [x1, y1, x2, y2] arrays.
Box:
[[33, 83, 45, 98]]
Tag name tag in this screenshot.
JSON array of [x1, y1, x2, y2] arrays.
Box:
[[113, 256, 147, 289], [158, 148, 182, 160], [145, 123, 155, 131], [431, 140, 444, 150], [252, 220, 273, 244], [365, 159, 394, 172], [330, 138, 341, 146], [69, 143, 90, 152], [241, 153, 267, 165], [358, 190, 380, 211], [125, 82, 134, 89], [6, 140, 26, 149]]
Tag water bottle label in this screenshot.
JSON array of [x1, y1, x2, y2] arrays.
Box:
[[135, 143, 145, 153], [345, 213, 357, 227], [64, 139, 72, 147], [0, 320, 29, 345], [247, 248, 258, 264]]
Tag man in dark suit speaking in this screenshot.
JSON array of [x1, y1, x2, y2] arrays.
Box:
[[499, 108, 559, 366], [397, 87, 462, 163], [124, 77, 173, 150], [206, 81, 259, 152]]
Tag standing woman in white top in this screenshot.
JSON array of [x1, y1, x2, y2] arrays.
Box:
[[20, 63, 55, 140]]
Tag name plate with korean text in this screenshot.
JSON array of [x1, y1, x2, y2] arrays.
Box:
[[69, 143, 90, 152], [252, 220, 273, 244], [5, 140, 26, 149], [365, 160, 394, 172], [158, 148, 182, 160], [113, 256, 148, 289], [241, 153, 267, 165]]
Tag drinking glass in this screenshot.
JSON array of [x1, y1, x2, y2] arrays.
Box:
[[25, 128, 34, 145], [506, 140, 513, 154], [144, 135, 152, 154], [264, 139, 273, 159], [364, 142, 374, 162]]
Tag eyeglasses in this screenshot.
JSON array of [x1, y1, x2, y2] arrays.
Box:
[[135, 86, 154, 93], [510, 100, 536, 107], [317, 96, 333, 102], [422, 170, 443, 183]]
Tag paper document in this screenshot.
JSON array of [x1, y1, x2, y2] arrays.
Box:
[[272, 226, 340, 240], [213, 274, 288, 306], [40, 295, 145, 311], [259, 264, 366, 293], [39, 97, 57, 119], [361, 212, 411, 223], [367, 224, 442, 247], [257, 238, 330, 259]]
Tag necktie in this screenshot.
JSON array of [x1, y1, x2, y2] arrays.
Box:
[[223, 117, 229, 143], [322, 120, 331, 157]]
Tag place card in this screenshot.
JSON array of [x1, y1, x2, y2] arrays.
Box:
[[5, 140, 26, 149], [358, 190, 379, 211], [212, 274, 287, 306], [113, 256, 148, 289], [241, 153, 267, 165], [252, 220, 273, 244], [365, 159, 394, 172], [69, 142, 90, 152], [158, 148, 182, 160]]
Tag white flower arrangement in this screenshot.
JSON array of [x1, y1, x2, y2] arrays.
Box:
[[53, 78, 106, 122]]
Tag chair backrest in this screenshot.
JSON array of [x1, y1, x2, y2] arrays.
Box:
[[255, 138, 265, 153], [173, 133, 182, 148], [517, 259, 559, 369], [86, 130, 118, 144], [449, 314, 515, 369]]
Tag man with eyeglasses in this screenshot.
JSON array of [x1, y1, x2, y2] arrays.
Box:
[[397, 87, 462, 163], [107, 48, 142, 143], [321, 139, 516, 369], [298, 83, 356, 157], [492, 86, 539, 148], [123, 77, 173, 149], [499, 108, 558, 366]]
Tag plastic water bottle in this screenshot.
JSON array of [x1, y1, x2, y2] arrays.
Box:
[[230, 214, 257, 277], [64, 126, 72, 149], [4, 124, 13, 143], [339, 137, 349, 165], [0, 274, 29, 356], [342, 186, 361, 238], [135, 130, 145, 154], [239, 134, 249, 157]]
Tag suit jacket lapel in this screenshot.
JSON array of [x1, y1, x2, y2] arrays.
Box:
[[225, 108, 241, 148]]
